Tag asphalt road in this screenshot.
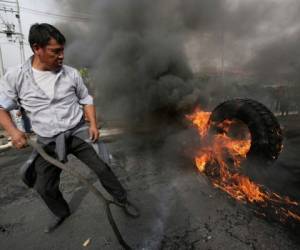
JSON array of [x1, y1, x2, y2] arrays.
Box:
[[0, 116, 299, 250]]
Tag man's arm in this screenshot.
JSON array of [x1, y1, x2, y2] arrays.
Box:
[[73, 69, 98, 142], [83, 104, 99, 143], [0, 69, 27, 149], [0, 109, 27, 149]]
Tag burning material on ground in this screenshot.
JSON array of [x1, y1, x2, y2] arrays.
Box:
[[186, 99, 300, 226]]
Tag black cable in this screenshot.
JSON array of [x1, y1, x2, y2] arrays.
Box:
[[28, 139, 139, 250]]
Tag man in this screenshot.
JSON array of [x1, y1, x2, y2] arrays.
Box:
[[0, 23, 128, 232]]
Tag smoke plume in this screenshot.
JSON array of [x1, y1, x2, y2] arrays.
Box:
[[55, 0, 300, 122]]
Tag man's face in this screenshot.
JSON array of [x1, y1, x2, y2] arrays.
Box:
[[33, 38, 64, 71]]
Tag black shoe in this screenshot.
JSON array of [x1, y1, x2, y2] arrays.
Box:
[[44, 214, 70, 233], [113, 198, 127, 207], [113, 199, 140, 218]]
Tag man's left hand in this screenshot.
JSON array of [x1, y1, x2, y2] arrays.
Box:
[[89, 125, 99, 143]]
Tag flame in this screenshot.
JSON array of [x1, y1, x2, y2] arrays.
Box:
[[187, 108, 300, 223], [186, 108, 211, 137], [195, 150, 213, 172]]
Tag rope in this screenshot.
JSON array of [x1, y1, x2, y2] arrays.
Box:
[[28, 139, 139, 250]]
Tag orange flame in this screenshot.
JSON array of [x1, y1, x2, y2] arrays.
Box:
[[186, 108, 299, 222], [186, 108, 211, 137]]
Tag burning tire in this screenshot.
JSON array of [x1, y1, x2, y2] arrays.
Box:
[[209, 98, 283, 164]]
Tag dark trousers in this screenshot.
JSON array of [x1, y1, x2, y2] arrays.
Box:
[[34, 136, 126, 218]]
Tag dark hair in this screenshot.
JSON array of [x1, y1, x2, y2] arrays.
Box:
[[28, 23, 66, 50]]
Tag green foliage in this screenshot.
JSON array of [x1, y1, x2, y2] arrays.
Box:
[[79, 67, 90, 80]]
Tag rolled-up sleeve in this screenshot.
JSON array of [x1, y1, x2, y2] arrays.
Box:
[[0, 71, 18, 111], [74, 70, 93, 105]]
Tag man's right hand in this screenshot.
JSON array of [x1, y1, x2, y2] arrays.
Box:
[[10, 129, 27, 149], [0, 109, 28, 149]]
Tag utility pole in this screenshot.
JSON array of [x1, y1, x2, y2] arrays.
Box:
[[15, 0, 25, 63], [0, 45, 4, 77]]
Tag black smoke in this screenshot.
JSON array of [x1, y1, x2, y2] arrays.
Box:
[[56, 0, 227, 123], [55, 0, 300, 122]]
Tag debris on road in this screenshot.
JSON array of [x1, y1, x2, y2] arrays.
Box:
[[83, 238, 91, 247]]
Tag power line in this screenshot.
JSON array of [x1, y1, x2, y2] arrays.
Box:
[[20, 6, 92, 22], [0, 1, 15, 4], [0, 2, 92, 22]]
